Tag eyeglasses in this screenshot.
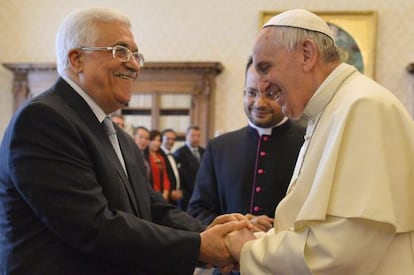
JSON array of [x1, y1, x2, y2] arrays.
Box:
[[244, 88, 280, 100], [80, 45, 145, 67]]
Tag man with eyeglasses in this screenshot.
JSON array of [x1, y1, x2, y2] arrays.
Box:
[[0, 7, 252, 275], [80, 45, 145, 67], [188, 56, 305, 271]]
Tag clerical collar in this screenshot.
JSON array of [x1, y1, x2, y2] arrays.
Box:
[[248, 116, 288, 136]]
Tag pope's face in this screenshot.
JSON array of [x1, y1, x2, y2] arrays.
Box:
[[76, 21, 140, 114], [253, 28, 313, 120]]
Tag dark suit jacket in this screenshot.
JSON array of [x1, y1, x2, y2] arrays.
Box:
[[173, 145, 205, 211], [187, 123, 305, 225], [0, 78, 203, 275]]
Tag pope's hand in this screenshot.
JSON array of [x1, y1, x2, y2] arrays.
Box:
[[199, 218, 248, 266], [224, 227, 256, 262]]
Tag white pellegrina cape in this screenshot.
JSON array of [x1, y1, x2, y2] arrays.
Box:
[[241, 63, 414, 275]]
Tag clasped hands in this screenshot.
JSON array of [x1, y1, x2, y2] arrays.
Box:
[[198, 213, 273, 274]]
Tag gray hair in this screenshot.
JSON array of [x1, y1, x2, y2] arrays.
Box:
[[265, 26, 340, 63], [55, 7, 131, 75]]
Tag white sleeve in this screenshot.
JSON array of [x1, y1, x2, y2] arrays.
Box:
[[240, 216, 395, 275]]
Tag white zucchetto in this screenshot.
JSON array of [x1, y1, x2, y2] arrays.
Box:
[[263, 9, 334, 41]]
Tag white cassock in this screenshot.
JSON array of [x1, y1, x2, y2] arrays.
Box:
[[240, 63, 414, 275]]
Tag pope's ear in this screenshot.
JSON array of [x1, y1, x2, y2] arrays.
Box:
[[301, 39, 317, 72], [67, 48, 83, 73]]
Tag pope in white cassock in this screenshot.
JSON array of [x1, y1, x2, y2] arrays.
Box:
[[224, 9, 414, 275]]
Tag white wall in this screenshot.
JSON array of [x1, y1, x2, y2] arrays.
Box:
[[0, 0, 413, 139]]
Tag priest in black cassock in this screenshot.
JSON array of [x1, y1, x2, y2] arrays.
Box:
[[187, 56, 305, 234]]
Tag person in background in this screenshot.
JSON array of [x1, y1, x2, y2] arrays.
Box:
[[147, 129, 171, 201], [174, 125, 205, 211], [161, 128, 183, 206], [224, 9, 414, 274], [133, 126, 150, 151], [188, 56, 304, 275], [133, 125, 151, 178], [188, 56, 304, 230], [111, 113, 125, 129], [111, 113, 134, 136], [0, 7, 251, 275]]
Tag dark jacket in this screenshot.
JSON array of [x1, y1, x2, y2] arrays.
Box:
[[0, 78, 203, 275], [187, 122, 305, 225], [174, 145, 205, 211]]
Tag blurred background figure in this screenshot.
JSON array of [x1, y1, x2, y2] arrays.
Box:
[[148, 129, 171, 201], [111, 113, 125, 129], [174, 125, 205, 211], [111, 113, 134, 136], [133, 126, 151, 179], [161, 128, 183, 206]]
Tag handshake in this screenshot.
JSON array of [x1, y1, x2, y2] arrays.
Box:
[[198, 213, 273, 274]]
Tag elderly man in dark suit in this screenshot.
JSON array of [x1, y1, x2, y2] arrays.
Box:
[[0, 7, 249, 275]]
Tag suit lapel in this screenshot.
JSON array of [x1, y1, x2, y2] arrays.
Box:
[[54, 78, 140, 216], [116, 132, 142, 216]]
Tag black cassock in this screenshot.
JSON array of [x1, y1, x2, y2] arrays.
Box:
[[187, 121, 305, 225]]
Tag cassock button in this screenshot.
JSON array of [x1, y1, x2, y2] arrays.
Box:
[[255, 186, 262, 192], [263, 136, 269, 141], [258, 169, 264, 174], [260, 151, 266, 157], [253, 206, 260, 212]]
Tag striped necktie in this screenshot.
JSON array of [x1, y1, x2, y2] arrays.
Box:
[[192, 147, 201, 162]]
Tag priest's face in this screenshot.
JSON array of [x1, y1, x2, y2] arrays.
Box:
[[243, 63, 284, 128], [253, 27, 313, 120]]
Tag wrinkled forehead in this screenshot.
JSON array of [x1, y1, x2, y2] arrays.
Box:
[[253, 28, 276, 56]]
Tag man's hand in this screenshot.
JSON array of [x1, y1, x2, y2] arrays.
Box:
[[170, 189, 183, 201], [224, 227, 256, 262], [245, 214, 273, 232], [199, 215, 250, 267], [207, 213, 258, 231], [162, 190, 170, 201]]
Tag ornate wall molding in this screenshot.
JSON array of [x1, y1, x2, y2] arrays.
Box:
[[3, 62, 223, 144]]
